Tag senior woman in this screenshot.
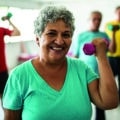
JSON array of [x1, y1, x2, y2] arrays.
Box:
[[2, 5, 119, 120]]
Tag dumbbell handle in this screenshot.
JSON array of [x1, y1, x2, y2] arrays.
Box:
[[1, 12, 12, 21]]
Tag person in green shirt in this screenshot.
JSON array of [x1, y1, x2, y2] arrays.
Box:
[[2, 5, 119, 120], [72, 11, 112, 120]]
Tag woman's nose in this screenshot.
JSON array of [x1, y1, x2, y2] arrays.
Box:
[[55, 34, 64, 44]]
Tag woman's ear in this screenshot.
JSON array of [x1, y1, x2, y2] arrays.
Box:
[[36, 37, 40, 46]]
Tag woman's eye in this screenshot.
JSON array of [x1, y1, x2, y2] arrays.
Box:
[[46, 32, 71, 38], [62, 33, 71, 38], [47, 32, 56, 36]]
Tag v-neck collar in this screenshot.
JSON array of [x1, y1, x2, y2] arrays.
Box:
[[29, 57, 69, 94]]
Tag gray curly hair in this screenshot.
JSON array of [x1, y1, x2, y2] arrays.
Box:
[[34, 5, 75, 37]]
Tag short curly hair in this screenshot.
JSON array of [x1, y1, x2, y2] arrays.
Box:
[[34, 5, 75, 37]]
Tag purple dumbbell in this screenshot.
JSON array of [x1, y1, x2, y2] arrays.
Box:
[[83, 43, 95, 55], [83, 39, 109, 55]]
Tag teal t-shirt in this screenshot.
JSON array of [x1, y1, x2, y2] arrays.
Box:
[[2, 57, 99, 120], [72, 31, 110, 74]]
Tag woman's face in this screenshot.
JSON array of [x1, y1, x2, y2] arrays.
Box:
[[36, 19, 72, 63]]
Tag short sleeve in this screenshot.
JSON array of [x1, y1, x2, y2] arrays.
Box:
[[2, 71, 23, 110], [68, 57, 99, 84], [3, 27, 13, 36], [85, 65, 99, 84]]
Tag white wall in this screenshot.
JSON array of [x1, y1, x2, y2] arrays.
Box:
[[5, 40, 38, 70], [64, 1, 119, 33]]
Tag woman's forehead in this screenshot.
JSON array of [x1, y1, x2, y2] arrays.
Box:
[[45, 20, 71, 30]]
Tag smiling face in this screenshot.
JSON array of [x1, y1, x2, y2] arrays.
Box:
[[36, 19, 72, 64]]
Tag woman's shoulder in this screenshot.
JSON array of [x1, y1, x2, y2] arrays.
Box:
[[67, 57, 87, 68], [10, 60, 32, 74]]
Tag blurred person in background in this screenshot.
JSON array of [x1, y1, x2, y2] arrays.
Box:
[[72, 11, 112, 120], [0, 15, 20, 99]]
